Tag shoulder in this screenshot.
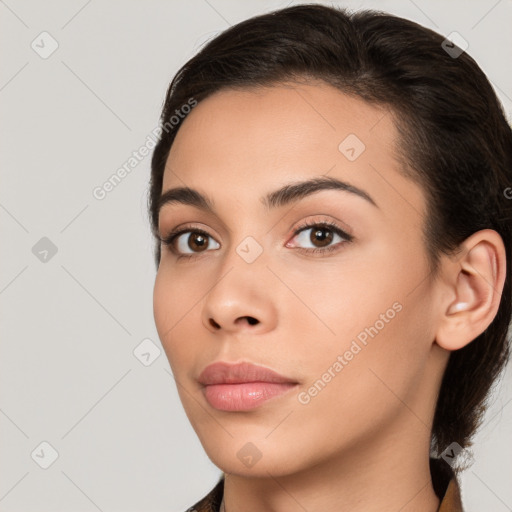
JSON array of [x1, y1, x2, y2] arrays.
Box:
[[184, 474, 224, 512], [430, 457, 464, 512], [184, 462, 464, 512], [438, 478, 463, 512]]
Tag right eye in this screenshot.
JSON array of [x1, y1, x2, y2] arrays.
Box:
[[160, 227, 220, 258]]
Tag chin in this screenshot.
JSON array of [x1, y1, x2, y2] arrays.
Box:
[[195, 430, 313, 478]]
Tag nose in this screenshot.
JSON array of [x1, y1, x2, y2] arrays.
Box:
[[201, 260, 278, 335], [207, 314, 259, 330]]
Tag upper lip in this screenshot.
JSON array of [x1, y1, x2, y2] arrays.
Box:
[[198, 361, 298, 386]]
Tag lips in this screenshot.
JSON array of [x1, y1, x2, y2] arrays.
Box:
[[198, 361, 297, 385], [198, 361, 298, 411]]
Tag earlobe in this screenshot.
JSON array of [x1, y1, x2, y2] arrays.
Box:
[[435, 229, 506, 352]]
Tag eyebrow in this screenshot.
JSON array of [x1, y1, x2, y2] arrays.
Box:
[[157, 176, 378, 218]]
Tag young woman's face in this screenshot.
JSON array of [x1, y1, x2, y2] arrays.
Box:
[[153, 82, 448, 476]]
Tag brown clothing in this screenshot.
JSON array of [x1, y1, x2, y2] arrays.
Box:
[[186, 457, 463, 512]]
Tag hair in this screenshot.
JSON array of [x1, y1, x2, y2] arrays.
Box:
[[148, 3, 512, 463]]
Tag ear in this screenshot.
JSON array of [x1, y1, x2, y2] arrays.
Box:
[[435, 229, 507, 351]]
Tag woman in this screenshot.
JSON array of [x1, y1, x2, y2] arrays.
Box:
[[148, 4, 511, 511]]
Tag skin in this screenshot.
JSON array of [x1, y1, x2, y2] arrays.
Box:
[[153, 81, 505, 512]]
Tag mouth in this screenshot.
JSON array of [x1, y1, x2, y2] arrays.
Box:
[[198, 361, 299, 411]]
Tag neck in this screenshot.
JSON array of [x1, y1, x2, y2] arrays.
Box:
[[221, 424, 440, 512]]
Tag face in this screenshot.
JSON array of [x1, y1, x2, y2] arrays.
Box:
[[153, 81, 447, 477]]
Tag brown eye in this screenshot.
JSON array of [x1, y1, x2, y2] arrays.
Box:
[[286, 221, 353, 256], [309, 226, 334, 247], [293, 224, 344, 249], [187, 232, 208, 252], [172, 230, 220, 255]]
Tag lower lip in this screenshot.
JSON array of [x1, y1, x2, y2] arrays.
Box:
[[202, 382, 298, 411]]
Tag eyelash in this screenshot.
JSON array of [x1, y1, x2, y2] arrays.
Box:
[[159, 220, 354, 260]]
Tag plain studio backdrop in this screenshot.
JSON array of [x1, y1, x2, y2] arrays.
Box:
[[1, 1, 511, 511]]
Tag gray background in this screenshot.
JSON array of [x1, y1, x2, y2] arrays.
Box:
[[1, 0, 511, 511]]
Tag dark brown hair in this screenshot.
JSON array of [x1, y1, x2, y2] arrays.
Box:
[[148, 4, 512, 460]]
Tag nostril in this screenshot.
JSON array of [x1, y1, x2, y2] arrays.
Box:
[[209, 316, 259, 329], [209, 318, 221, 329], [246, 316, 259, 325]]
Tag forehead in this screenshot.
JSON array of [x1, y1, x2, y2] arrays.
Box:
[[165, 81, 393, 177], [162, 81, 425, 223]]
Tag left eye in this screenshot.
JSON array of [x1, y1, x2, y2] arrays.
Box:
[[288, 223, 351, 251]]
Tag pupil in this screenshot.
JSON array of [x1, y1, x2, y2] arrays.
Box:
[[312, 227, 333, 247], [190, 233, 207, 251]]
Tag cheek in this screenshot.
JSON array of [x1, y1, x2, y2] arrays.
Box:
[[153, 266, 203, 369], [286, 282, 434, 453], [284, 239, 432, 382]]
